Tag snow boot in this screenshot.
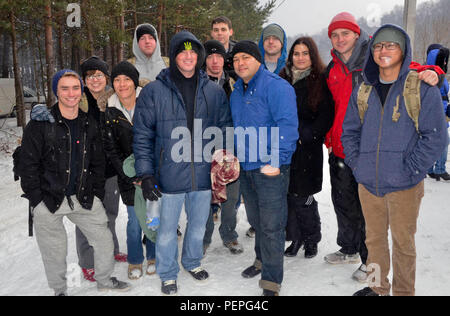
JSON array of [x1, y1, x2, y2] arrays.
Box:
[[188, 267, 209, 281], [353, 287, 381, 296], [436, 172, 450, 181], [284, 240, 303, 257], [241, 263, 261, 279], [161, 280, 178, 295], [304, 243, 318, 259], [224, 240, 244, 254]]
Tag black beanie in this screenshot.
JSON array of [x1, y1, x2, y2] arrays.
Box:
[[231, 40, 262, 63], [204, 40, 226, 59], [136, 25, 157, 42], [80, 56, 110, 80], [111, 61, 140, 89]]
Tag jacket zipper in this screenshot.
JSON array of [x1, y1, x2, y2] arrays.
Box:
[[77, 128, 88, 198], [191, 83, 199, 191], [63, 121, 72, 187]]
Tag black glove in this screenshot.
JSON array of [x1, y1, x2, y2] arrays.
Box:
[[142, 175, 162, 201]]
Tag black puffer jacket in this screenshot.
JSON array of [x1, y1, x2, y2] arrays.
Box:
[[101, 89, 141, 206], [20, 105, 105, 213], [279, 69, 334, 196]]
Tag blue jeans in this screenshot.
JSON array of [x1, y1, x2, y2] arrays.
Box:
[[156, 190, 211, 282], [428, 131, 449, 174], [126, 206, 155, 265], [239, 165, 290, 291]]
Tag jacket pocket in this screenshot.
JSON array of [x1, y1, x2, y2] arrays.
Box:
[[378, 151, 412, 189]]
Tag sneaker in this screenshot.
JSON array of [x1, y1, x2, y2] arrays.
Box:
[[241, 265, 261, 279], [324, 251, 361, 264], [82, 268, 96, 282], [284, 240, 303, 257], [246, 227, 256, 238], [161, 280, 178, 295], [304, 243, 318, 259], [146, 259, 156, 276], [262, 289, 279, 296], [97, 277, 131, 292], [353, 287, 380, 296], [436, 172, 450, 181], [224, 240, 244, 255], [352, 264, 368, 283], [188, 267, 209, 281], [114, 253, 128, 263]]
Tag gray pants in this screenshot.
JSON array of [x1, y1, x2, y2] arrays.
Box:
[[204, 179, 240, 246], [76, 176, 120, 269], [34, 196, 114, 294]]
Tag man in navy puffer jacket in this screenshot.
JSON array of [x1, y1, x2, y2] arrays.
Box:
[[133, 31, 232, 295]]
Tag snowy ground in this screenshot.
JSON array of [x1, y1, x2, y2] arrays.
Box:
[[1, 114, 449, 296]]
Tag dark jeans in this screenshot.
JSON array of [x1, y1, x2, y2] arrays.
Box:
[[204, 179, 240, 246], [239, 165, 290, 292], [329, 153, 368, 264], [286, 194, 321, 244]]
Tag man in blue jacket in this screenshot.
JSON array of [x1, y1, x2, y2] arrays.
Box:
[[342, 25, 447, 296], [133, 31, 232, 295], [230, 41, 298, 296]]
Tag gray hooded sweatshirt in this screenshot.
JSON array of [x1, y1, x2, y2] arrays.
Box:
[[131, 23, 167, 81]]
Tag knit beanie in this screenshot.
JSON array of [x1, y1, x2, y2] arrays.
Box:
[[371, 26, 406, 56], [204, 40, 227, 59], [262, 24, 285, 45], [52, 69, 84, 98], [328, 12, 361, 38], [111, 61, 140, 89], [80, 56, 110, 80], [136, 24, 157, 42], [231, 40, 263, 63], [174, 38, 203, 60]]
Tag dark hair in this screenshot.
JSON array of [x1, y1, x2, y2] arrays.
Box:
[[211, 16, 232, 30], [286, 37, 325, 112]]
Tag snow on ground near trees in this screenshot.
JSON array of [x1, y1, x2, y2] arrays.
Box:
[[1, 115, 449, 296]]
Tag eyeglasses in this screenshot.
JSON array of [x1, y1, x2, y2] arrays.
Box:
[[373, 42, 400, 52], [86, 74, 105, 81]]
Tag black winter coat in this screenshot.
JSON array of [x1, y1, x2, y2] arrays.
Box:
[[280, 70, 334, 197], [101, 96, 136, 206], [20, 105, 106, 213]]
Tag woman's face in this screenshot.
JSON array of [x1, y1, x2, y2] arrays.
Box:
[[113, 75, 136, 101], [292, 43, 312, 71]]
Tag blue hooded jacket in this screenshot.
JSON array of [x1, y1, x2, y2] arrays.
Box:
[[258, 24, 288, 75], [427, 48, 449, 126], [342, 24, 448, 197], [133, 31, 232, 194], [230, 64, 298, 171]]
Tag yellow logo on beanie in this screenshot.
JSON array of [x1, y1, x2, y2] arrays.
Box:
[[184, 42, 193, 51]]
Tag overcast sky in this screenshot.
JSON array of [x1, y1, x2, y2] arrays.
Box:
[[262, 0, 437, 37]]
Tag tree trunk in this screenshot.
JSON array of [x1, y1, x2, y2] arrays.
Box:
[[9, 9, 26, 129], [2, 34, 10, 78], [81, 0, 94, 55], [57, 10, 65, 69], [44, 2, 55, 107], [117, 14, 125, 61]]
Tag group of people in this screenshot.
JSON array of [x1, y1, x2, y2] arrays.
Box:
[[17, 11, 449, 297]]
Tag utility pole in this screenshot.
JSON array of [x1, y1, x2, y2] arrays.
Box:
[[403, 0, 417, 58]]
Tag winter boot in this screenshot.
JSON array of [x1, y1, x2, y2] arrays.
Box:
[[224, 240, 244, 254], [188, 267, 209, 281], [436, 172, 450, 181], [304, 243, 318, 259], [241, 261, 262, 279], [82, 268, 96, 282], [353, 287, 381, 296], [161, 280, 178, 295], [428, 172, 437, 179], [324, 251, 361, 264], [97, 277, 131, 292], [284, 240, 303, 257]]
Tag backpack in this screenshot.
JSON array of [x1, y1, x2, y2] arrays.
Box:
[[357, 70, 421, 133], [13, 121, 57, 237]]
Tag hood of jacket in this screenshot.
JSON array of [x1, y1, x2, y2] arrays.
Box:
[[132, 23, 167, 81], [107, 87, 142, 122], [362, 24, 412, 86], [258, 24, 288, 74], [169, 31, 206, 73]]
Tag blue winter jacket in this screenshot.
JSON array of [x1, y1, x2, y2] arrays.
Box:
[[342, 24, 448, 197], [427, 48, 449, 127], [230, 64, 298, 171], [133, 32, 232, 194], [258, 24, 288, 75]]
